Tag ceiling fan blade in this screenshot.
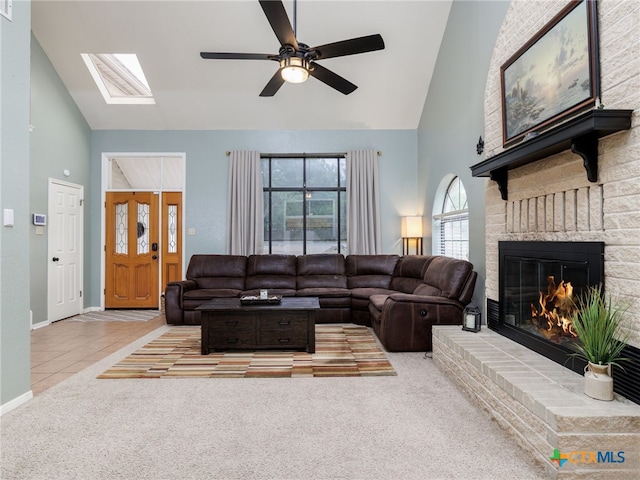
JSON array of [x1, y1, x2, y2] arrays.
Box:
[[200, 52, 275, 61], [259, 70, 286, 97], [259, 0, 298, 50], [309, 63, 357, 95], [312, 34, 385, 60]]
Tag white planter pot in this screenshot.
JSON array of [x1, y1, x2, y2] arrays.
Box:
[[584, 361, 614, 401]]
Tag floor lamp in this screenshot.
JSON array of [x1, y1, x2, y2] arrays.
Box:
[[401, 216, 423, 255]]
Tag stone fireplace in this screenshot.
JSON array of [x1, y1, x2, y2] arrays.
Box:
[[479, 0, 640, 357], [473, 0, 640, 406], [493, 240, 604, 374], [433, 1, 640, 478]]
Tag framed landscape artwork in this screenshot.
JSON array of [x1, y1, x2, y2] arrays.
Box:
[[500, 0, 600, 145]]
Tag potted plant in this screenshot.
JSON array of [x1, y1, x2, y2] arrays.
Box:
[[569, 285, 630, 401]]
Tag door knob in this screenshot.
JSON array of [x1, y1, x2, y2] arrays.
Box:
[[152, 255, 158, 260], [52, 257, 60, 262]]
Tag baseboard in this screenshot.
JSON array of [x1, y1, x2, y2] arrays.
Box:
[[83, 306, 102, 314], [31, 319, 50, 330], [1, 390, 33, 416]]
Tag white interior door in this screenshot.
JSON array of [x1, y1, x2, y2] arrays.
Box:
[[48, 179, 84, 322]]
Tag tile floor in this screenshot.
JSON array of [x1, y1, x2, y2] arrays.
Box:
[[30, 313, 167, 395]]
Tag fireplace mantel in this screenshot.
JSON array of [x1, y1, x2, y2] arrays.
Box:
[[471, 109, 633, 200]]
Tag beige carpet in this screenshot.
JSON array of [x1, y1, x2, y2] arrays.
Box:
[[1, 325, 547, 479], [98, 324, 396, 378]]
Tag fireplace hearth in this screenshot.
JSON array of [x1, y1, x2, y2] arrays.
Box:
[[492, 241, 604, 375], [489, 241, 640, 405]]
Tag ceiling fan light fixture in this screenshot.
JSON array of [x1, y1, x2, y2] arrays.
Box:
[[280, 56, 309, 84]]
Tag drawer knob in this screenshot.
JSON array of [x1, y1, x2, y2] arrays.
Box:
[[279, 338, 290, 343]]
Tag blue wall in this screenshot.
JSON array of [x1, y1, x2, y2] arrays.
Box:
[[1, 0, 32, 408], [417, 0, 509, 314], [30, 36, 92, 325], [90, 129, 418, 307]]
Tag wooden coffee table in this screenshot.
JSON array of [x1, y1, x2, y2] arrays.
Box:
[[196, 297, 320, 354]]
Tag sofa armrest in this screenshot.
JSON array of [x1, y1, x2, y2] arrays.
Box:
[[164, 280, 197, 325], [387, 292, 463, 309], [377, 293, 465, 351]]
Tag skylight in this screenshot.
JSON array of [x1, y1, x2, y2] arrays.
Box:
[[81, 53, 155, 105]]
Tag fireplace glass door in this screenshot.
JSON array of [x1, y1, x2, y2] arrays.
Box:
[[496, 241, 604, 369], [502, 256, 590, 346]]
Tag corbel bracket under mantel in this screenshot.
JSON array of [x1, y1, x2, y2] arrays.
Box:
[[470, 109, 633, 201]]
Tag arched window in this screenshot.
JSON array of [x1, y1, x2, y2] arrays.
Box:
[[432, 176, 469, 260]]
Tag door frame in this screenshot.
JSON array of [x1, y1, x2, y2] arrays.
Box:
[[100, 152, 186, 310], [47, 178, 84, 322]]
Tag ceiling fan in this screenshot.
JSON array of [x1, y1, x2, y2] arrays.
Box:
[[200, 0, 385, 97]]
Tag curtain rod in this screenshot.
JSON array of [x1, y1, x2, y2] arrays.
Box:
[[225, 151, 382, 158]]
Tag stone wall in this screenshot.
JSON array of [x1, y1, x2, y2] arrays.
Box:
[[483, 0, 640, 347]]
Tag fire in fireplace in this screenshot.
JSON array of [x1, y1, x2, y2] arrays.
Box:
[[530, 275, 578, 343], [493, 241, 604, 373]]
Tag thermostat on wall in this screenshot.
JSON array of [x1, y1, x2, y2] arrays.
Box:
[[33, 214, 47, 226]]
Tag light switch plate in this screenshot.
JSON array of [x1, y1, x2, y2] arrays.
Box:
[[3, 208, 14, 227]]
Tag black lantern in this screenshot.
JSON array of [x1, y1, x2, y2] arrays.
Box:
[[462, 305, 481, 332]]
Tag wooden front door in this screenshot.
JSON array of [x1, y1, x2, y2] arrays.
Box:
[[105, 192, 159, 308], [161, 191, 183, 291]]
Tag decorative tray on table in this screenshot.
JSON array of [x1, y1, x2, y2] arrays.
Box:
[[239, 295, 282, 305]]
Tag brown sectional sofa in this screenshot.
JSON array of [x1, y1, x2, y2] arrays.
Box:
[[165, 253, 477, 352]]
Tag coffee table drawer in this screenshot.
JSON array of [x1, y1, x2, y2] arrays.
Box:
[[259, 314, 309, 347], [208, 315, 256, 349]]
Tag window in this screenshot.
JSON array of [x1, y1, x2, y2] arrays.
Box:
[[433, 176, 469, 260], [262, 156, 346, 255], [81, 53, 155, 104]]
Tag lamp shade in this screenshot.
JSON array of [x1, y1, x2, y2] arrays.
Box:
[[401, 216, 423, 238]]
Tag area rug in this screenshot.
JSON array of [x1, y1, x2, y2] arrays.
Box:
[[98, 324, 396, 378], [67, 309, 162, 322]]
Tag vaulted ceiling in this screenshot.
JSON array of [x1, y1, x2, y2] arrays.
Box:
[[31, 1, 452, 131]]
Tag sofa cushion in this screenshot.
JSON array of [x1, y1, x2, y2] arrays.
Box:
[[349, 287, 396, 300], [346, 255, 399, 289], [186, 254, 247, 290], [183, 288, 242, 301], [314, 296, 352, 309], [417, 256, 474, 300], [241, 288, 297, 297], [389, 255, 434, 293], [295, 287, 351, 298], [369, 294, 389, 311], [350, 287, 396, 314], [296, 254, 347, 289], [245, 254, 297, 290]]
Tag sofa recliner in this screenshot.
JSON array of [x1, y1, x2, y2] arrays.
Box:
[[369, 255, 476, 351], [164, 253, 477, 352]]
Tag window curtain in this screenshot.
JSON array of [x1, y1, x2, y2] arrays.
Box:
[[227, 150, 264, 255], [346, 149, 382, 254]]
